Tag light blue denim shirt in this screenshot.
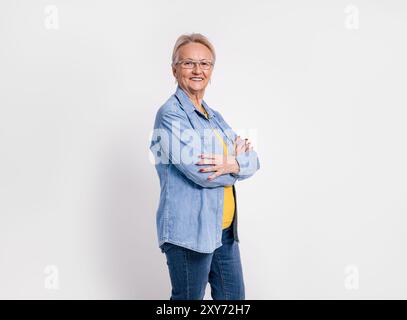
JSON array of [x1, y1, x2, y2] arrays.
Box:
[[150, 85, 260, 253]]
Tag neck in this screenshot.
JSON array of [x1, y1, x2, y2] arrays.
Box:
[[181, 86, 205, 112]]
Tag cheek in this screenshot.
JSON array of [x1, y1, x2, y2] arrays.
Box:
[[180, 70, 192, 80], [175, 68, 189, 81]]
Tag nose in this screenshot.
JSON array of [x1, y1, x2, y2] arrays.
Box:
[[192, 63, 203, 74]]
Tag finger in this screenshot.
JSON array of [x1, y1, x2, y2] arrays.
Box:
[[198, 154, 216, 159], [199, 165, 220, 173], [195, 159, 217, 165], [235, 136, 244, 144], [236, 146, 246, 154], [207, 170, 223, 180]]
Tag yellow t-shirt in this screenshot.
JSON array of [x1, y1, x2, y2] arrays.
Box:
[[203, 109, 235, 229]]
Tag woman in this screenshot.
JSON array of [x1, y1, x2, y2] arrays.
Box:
[[150, 33, 260, 300]]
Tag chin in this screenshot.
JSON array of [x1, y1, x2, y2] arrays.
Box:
[[188, 82, 207, 91]]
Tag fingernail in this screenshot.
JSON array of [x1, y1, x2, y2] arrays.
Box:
[[199, 169, 205, 172]]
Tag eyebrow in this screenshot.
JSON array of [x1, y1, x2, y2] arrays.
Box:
[[179, 58, 212, 61]]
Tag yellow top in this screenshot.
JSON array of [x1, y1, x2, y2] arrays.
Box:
[[203, 109, 235, 229]]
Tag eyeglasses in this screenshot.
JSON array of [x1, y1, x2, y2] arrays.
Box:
[[175, 59, 214, 70]]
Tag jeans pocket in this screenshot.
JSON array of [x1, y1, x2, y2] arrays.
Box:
[[160, 242, 175, 254]]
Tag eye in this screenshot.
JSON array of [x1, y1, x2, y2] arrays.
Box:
[[200, 61, 210, 67], [183, 61, 194, 67]]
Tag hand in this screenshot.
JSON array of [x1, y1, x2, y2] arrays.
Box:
[[234, 136, 253, 155], [195, 153, 240, 180]]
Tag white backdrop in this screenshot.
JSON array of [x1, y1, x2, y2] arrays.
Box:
[[1, 0, 406, 299]]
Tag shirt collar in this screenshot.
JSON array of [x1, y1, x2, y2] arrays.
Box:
[[174, 85, 215, 119]]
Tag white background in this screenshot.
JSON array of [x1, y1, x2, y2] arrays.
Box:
[[1, 0, 406, 299]]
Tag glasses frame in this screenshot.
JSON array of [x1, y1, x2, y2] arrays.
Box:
[[175, 59, 214, 70]]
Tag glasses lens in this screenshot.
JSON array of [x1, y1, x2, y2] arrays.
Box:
[[179, 60, 212, 69], [200, 61, 211, 69], [181, 61, 194, 68]]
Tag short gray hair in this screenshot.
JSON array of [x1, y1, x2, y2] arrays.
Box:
[[171, 33, 216, 66]]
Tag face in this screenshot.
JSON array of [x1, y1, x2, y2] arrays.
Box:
[[172, 42, 214, 95]]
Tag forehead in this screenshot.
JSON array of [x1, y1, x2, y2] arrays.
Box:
[[178, 42, 213, 60]]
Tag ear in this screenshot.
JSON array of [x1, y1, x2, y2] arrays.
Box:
[[172, 67, 178, 81]]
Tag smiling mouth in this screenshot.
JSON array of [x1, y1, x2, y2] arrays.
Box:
[[190, 77, 204, 81]]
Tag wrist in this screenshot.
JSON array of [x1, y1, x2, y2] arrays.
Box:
[[231, 159, 240, 174]]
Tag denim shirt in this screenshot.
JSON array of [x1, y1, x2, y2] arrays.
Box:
[[149, 85, 260, 253]]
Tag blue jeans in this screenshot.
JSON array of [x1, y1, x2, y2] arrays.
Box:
[[160, 226, 245, 300]]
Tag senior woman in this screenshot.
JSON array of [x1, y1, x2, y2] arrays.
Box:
[[150, 33, 260, 300]]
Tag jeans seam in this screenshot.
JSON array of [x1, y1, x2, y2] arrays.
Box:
[[214, 252, 229, 300], [183, 249, 190, 299]]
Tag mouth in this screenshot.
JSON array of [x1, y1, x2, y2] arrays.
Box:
[[190, 77, 204, 82]]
